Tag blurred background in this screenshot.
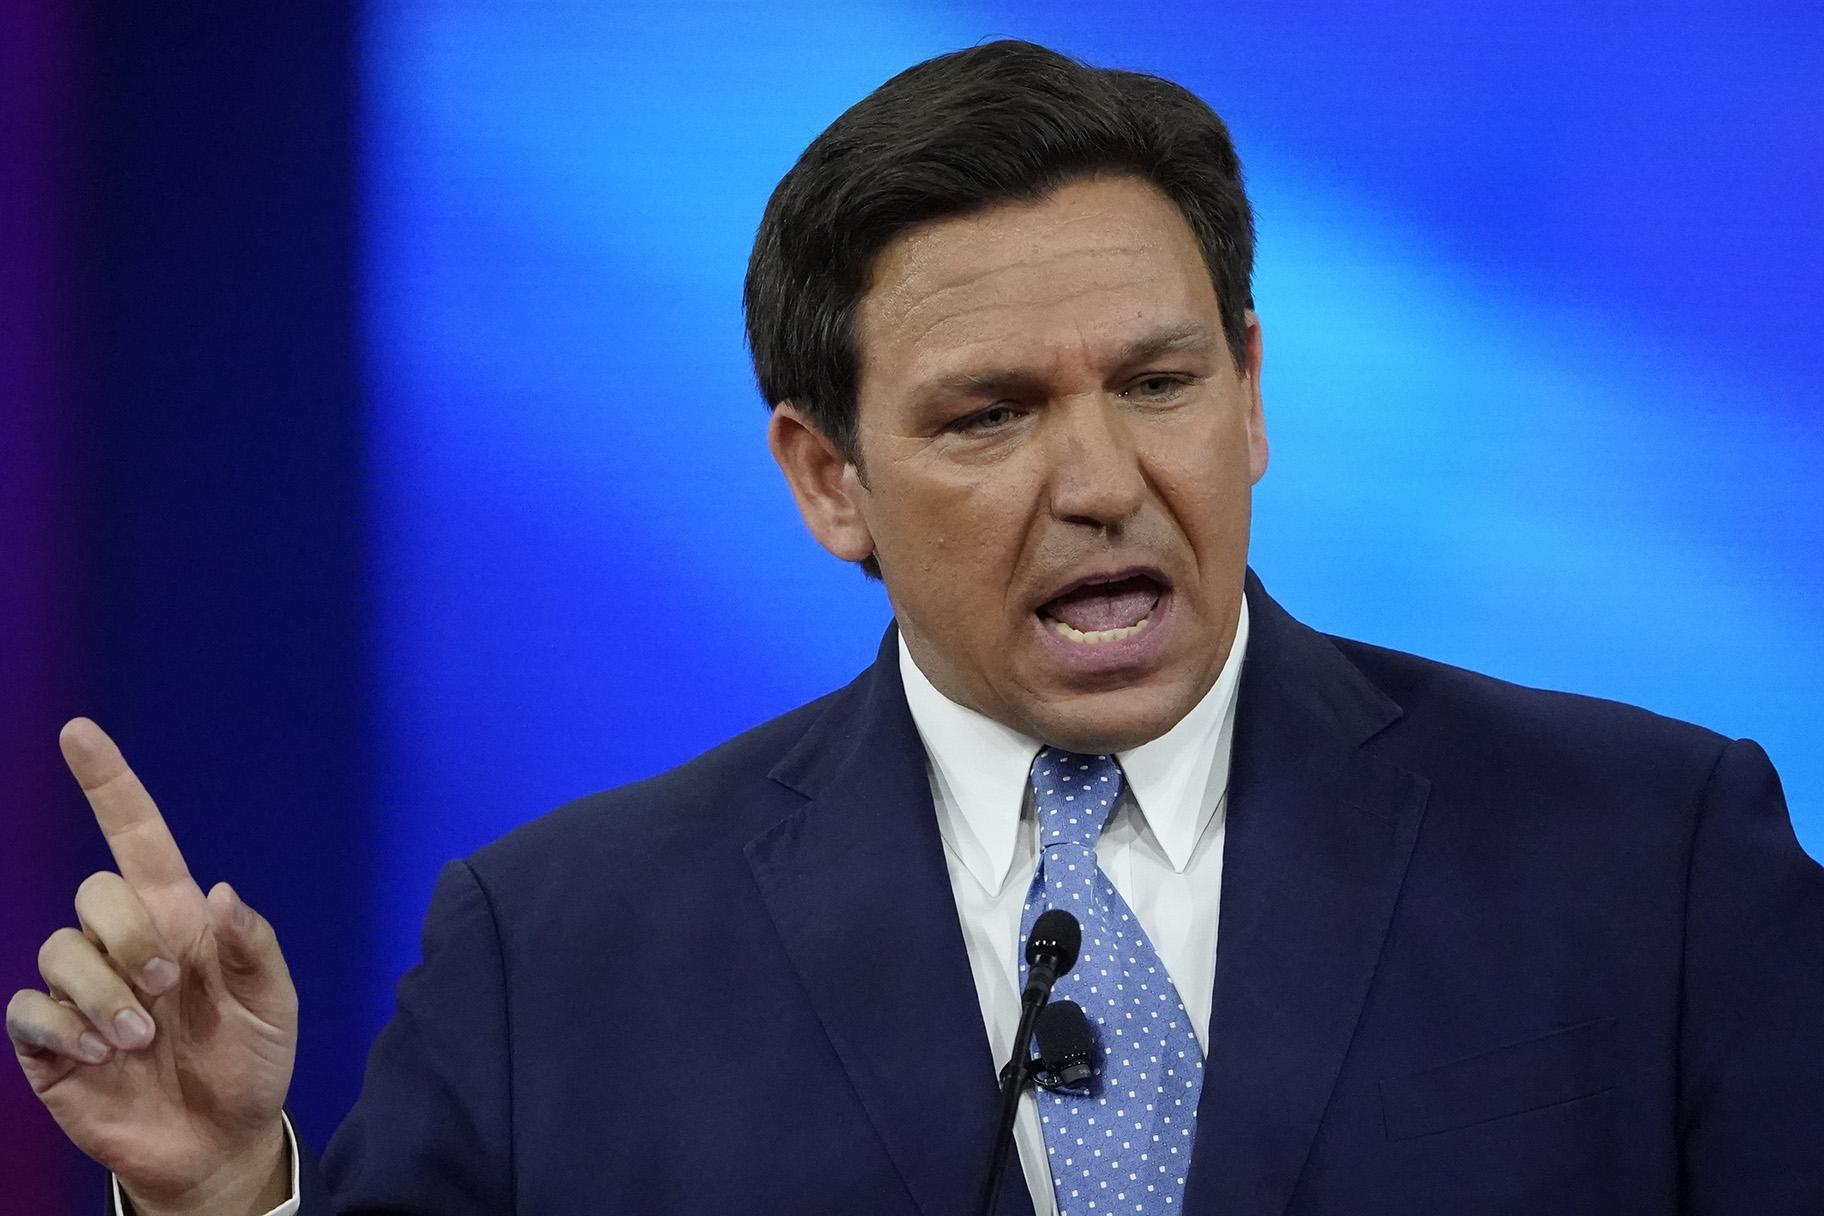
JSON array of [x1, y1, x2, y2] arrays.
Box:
[[4, 1, 1819, 1207]]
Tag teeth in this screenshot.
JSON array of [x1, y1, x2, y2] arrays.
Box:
[[1045, 616, 1151, 645]]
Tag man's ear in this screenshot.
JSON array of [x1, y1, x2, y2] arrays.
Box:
[[767, 403, 876, 563], [1242, 311, 1269, 485]]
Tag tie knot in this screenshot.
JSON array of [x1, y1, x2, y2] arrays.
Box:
[[1030, 747, 1123, 851]]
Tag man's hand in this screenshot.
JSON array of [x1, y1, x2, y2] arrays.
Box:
[[7, 719, 297, 1216]]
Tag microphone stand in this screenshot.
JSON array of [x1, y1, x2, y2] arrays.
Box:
[[977, 908, 1079, 1216], [975, 989, 1048, 1216]]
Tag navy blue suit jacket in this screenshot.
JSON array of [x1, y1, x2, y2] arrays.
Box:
[[299, 574, 1824, 1214]]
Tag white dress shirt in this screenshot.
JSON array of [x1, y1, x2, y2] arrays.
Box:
[[900, 597, 1248, 1216], [116, 599, 1245, 1216]]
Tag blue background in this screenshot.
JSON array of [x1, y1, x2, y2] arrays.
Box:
[[5, 3, 1818, 1204], [361, 1, 1823, 1013]]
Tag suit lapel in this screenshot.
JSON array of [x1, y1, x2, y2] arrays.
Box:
[[744, 577, 1426, 1216], [1182, 575, 1431, 1216], [746, 632, 1035, 1216]]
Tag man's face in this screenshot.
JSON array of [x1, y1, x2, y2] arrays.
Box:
[[793, 175, 1267, 752]]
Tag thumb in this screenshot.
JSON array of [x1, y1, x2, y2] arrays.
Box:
[[206, 882, 295, 1024]]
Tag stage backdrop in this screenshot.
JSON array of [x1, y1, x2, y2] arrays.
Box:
[[361, 1, 1824, 1006], [4, 2, 1819, 1210]]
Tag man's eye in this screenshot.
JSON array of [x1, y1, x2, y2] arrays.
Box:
[[956, 404, 1022, 432], [1124, 375, 1187, 401]]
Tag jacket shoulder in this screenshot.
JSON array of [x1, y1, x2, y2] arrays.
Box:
[[463, 680, 851, 891], [1329, 633, 1733, 791]]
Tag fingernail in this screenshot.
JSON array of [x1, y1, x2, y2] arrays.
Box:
[[77, 1032, 111, 1063], [141, 957, 178, 994], [112, 1008, 153, 1049]]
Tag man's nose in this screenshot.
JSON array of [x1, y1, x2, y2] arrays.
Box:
[[1043, 397, 1147, 530]]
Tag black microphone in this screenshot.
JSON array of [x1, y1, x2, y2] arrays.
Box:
[[1032, 999, 1097, 1091], [1021, 909, 1082, 1006], [976, 909, 1082, 1216]]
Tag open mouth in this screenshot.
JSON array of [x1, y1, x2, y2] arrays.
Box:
[[1037, 573, 1167, 645]]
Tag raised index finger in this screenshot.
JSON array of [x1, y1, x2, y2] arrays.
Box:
[[59, 718, 195, 893]]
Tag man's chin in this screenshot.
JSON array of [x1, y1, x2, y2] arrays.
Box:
[[1016, 684, 1199, 754]]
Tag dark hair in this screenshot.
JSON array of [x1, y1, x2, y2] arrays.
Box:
[[744, 38, 1256, 466]]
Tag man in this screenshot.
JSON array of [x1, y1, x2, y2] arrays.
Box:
[[11, 39, 1823, 1216]]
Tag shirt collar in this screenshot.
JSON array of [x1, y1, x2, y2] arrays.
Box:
[[899, 596, 1249, 892]]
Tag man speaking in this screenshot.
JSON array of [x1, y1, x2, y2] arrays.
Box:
[[11, 39, 1824, 1216]]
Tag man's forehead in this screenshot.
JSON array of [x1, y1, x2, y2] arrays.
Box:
[[864, 180, 1194, 302], [865, 237, 1176, 335], [858, 258, 1222, 395], [855, 182, 1218, 389]]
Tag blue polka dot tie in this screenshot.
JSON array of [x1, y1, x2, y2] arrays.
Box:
[[1021, 748, 1204, 1215]]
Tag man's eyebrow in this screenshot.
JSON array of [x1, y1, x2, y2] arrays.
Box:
[[909, 323, 1223, 408], [1117, 321, 1222, 366], [910, 368, 1047, 408]]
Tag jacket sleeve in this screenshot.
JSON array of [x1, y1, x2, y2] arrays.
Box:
[[1678, 738, 1824, 1211], [296, 859, 515, 1215]]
